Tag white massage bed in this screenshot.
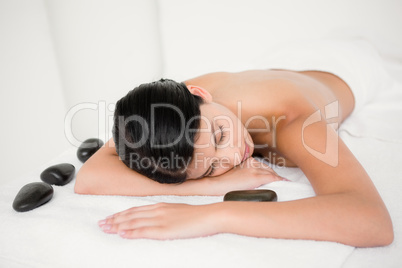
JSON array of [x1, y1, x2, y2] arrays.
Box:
[[0, 56, 401, 268], [1, 1, 402, 267]]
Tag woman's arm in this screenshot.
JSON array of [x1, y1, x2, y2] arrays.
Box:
[[221, 117, 394, 246], [99, 117, 393, 247], [75, 138, 283, 196], [75, 138, 174, 196]]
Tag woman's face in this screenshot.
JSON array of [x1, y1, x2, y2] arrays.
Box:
[[186, 101, 254, 179]]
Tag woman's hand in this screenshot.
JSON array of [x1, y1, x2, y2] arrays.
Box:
[[98, 202, 224, 239], [195, 157, 287, 195], [96, 157, 286, 240]]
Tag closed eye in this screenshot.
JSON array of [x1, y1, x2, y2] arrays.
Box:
[[208, 161, 218, 177], [218, 124, 226, 143], [207, 124, 227, 177]]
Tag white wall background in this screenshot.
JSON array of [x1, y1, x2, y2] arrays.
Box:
[[46, 0, 162, 145], [1, 0, 401, 186], [0, 0, 162, 185], [158, 0, 402, 81], [0, 0, 68, 185]]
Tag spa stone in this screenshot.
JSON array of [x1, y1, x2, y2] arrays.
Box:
[[40, 163, 75, 186], [223, 190, 277, 202], [77, 138, 104, 163], [12, 182, 54, 212]]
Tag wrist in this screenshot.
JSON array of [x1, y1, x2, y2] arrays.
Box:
[[206, 202, 232, 234]]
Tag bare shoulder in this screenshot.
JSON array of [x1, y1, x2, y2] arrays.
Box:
[[182, 69, 287, 92], [183, 72, 232, 91]]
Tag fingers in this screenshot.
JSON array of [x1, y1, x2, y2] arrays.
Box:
[[99, 217, 157, 235], [258, 160, 275, 171], [100, 208, 155, 226], [280, 176, 291, 181], [120, 227, 164, 240], [106, 203, 164, 219], [98, 203, 169, 238], [252, 159, 290, 181]]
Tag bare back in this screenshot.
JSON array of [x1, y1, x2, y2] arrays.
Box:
[[184, 69, 355, 166]]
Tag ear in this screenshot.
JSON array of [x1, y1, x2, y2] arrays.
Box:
[[187, 85, 213, 103]]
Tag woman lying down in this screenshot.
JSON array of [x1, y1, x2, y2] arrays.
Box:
[[75, 45, 394, 248]]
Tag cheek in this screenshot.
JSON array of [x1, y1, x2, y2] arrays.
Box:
[[214, 147, 243, 172], [214, 161, 232, 176]]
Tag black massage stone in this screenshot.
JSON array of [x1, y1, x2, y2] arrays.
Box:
[[223, 190, 277, 202], [77, 138, 104, 163], [12, 182, 54, 212], [40, 163, 75, 186]]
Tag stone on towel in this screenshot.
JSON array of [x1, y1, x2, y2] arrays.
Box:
[[77, 138, 104, 163], [40, 163, 75, 186], [13, 182, 54, 212]]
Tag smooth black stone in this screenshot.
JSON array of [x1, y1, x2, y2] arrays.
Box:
[[77, 138, 104, 163], [40, 163, 75, 186], [13, 182, 54, 212], [223, 190, 277, 202]]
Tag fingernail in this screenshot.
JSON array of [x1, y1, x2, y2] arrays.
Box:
[[101, 224, 112, 231], [98, 220, 107, 226], [119, 231, 126, 237], [106, 215, 114, 219]]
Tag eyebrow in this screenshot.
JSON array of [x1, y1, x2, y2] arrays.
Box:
[[194, 123, 219, 179]]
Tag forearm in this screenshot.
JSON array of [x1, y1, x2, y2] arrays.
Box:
[[74, 149, 216, 196], [215, 192, 393, 247], [75, 147, 281, 196], [76, 157, 200, 196]]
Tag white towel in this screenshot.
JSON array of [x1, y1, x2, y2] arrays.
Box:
[[254, 37, 402, 143], [2, 38, 402, 268], [340, 76, 402, 143], [0, 148, 353, 268]]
